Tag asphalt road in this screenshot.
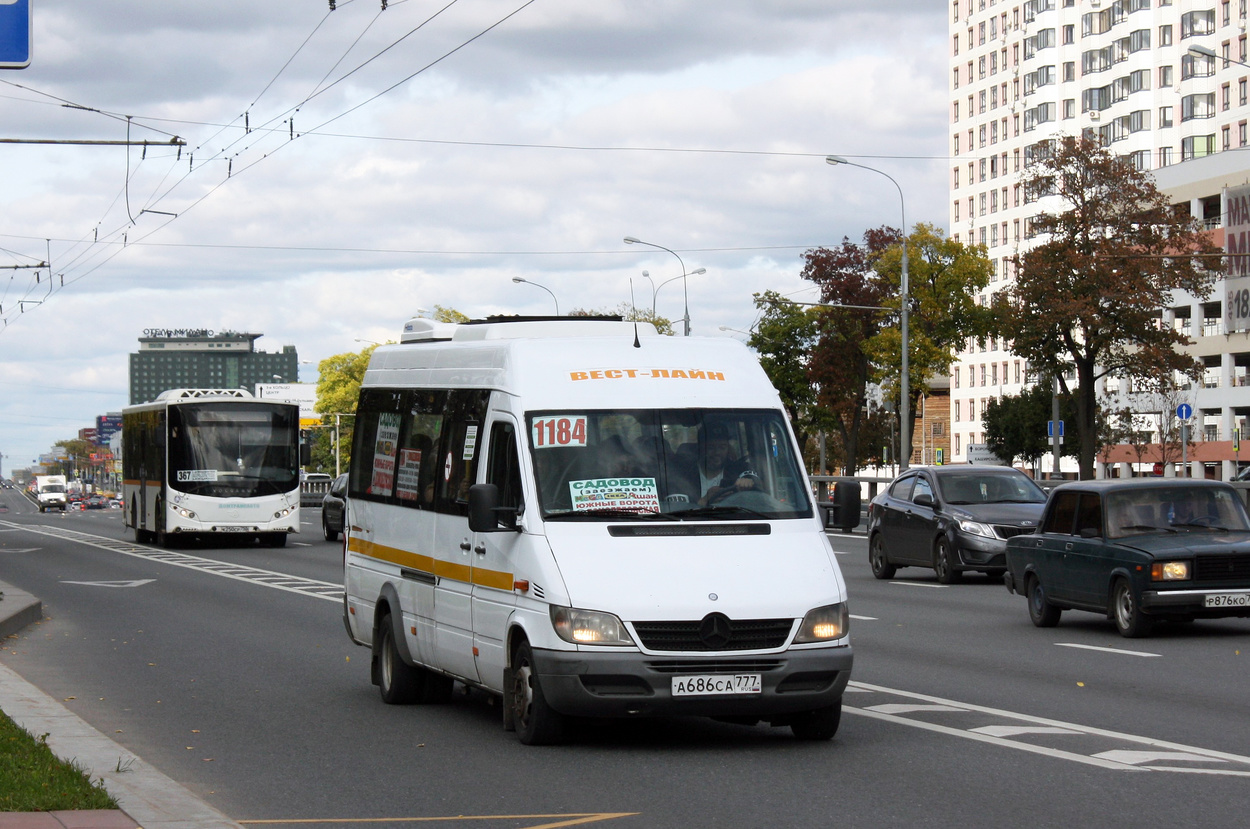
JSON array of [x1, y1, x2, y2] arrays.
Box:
[[2, 485, 1250, 828]]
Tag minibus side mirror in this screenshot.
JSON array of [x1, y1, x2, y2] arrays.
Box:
[[469, 483, 520, 533]]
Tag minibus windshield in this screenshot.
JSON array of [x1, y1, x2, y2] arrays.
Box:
[[527, 409, 813, 520]]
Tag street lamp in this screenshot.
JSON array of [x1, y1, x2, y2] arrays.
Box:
[[512, 276, 559, 316], [826, 154, 911, 471], [624, 236, 703, 336]]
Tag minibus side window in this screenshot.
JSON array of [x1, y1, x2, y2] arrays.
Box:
[[349, 388, 404, 502], [394, 389, 446, 508], [485, 421, 523, 529], [432, 390, 492, 515]]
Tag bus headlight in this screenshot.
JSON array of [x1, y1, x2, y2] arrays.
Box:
[[794, 603, 849, 643], [174, 507, 196, 519], [550, 606, 634, 646]]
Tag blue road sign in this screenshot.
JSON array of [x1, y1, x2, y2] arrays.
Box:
[[1177, 403, 1193, 421], [1047, 420, 1064, 437], [0, 0, 31, 69]]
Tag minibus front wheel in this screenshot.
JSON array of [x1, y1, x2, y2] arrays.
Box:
[[510, 640, 566, 745], [788, 700, 842, 741]]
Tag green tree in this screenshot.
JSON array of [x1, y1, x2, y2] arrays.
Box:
[[749, 291, 824, 459], [866, 223, 996, 465], [314, 345, 379, 472], [569, 302, 675, 335], [1003, 135, 1220, 479], [982, 383, 1077, 469]]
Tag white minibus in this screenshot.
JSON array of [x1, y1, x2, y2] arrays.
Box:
[[342, 316, 853, 744]]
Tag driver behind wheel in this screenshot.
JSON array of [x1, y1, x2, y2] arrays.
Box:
[[686, 421, 758, 506]]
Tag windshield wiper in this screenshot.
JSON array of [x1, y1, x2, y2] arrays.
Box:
[[1169, 522, 1229, 531], [545, 509, 679, 521], [672, 504, 772, 520]]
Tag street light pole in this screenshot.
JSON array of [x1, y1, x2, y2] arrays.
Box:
[[511, 276, 559, 316], [826, 155, 911, 471], [624, 237, 702, 336]]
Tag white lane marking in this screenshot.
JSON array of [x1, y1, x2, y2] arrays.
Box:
[[0, 547, 41, 553], [290, 542, 313, 547], [847, 680, 1250, 774], [61, 579, 156, 588], [1094, 750, 1227, 766], [1056, 643, 1161, 658], [890, 581, 945, 589], [849, 614, 877, 621], [868, 703, 968, 715], [971, 725, 1083, 738]]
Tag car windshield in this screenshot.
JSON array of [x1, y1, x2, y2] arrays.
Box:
[[937, 472, 1046, 505], [1106, 487, 1250, 538], [528, 408, 812, 520]]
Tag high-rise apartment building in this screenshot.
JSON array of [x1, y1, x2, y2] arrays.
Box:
[[949, 0, 1250, 478], [128, 329, 299, 405]]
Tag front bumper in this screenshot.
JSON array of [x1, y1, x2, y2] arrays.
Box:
[[953, 532, 1007, 570], [530, 645, 853, 719], [1141, 587, 1250, 617]]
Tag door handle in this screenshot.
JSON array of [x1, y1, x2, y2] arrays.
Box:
[[474, 543, 486, 555], [1065, 542, 1074, 551], [459, 540, 472, 551]]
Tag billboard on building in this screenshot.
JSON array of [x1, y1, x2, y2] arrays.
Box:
[[97, 414, 122, 443], [1225, 183, 1250, 333]]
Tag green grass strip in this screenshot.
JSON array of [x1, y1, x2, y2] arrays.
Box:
[[0, 707, 118, 812]]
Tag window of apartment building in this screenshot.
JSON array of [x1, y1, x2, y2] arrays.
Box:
[[1160, 25, 1173, 46], [1160, 105, 1174, 127], [1181, 93, 1216, 121], [991, 223, 999, 246], [1240, 35, 1247, 62], [991, 120, 999, 143], [1241, 120, 1248, 146], [1013, 218, 1020, 242], [953, 166, 960, 187], [1241, 78, 1248, 105], [1130, 149, 1151, 170], [989, 15, 997, 41], [1181, 10, 1216, 39], [979, 124, 987, 146], [953, 101, 960, 122], [979, 193, 987, 216], [1226, 41, 1234, 69], [1063, 24, 1074, 45], [968, 196, 974, 217], [980, 365, 987, 386], [954, 200, 961, 221], [991, 50, 998, 75], [990, 188, 998, 213], [1225, 0, 1233, 26], [979, 90, 987, 114], [979, 56, 987, 79], [1013, 361, 1021, 384], [953, 67, 960, 89], [991, 84, 998, 109], [1063, 61, 1075, 83], [1224, 83, 1232, 111], [954, 401, 960, 422], [1182, 134, 1216, 159], [991, 363, 998, 386], [979, 21, 986, 45], [1161, 145, 1174, 166], [953, 32, 960, 54], [955, 434, 962, 455], [970, 399, 977, 420], [1183, 52, 1215, 80], [1160, 65, 1173, 88], [1224, 125, 1232, 150], [954, 133, 961, 154], [1063, 98, 1076, 119], [980, 226, 988, 246]]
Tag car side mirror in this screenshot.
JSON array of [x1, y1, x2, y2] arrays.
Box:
[[914, 492, 935, 507], [468, 483, 520, 533]]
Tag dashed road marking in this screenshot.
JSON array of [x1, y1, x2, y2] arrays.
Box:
[[890, 581, 945, 589], [1055, 642, 1161, 657]]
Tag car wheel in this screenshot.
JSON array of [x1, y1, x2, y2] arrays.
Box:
[[323, 515, 338, 542], [869, 534, 897, 580], [1027, 574, 1061, 627], [790, 700, 842, 741], [934, 537, 962, 584], [1111, 578, 1153, 638], [510, 639, 565, 745], [377, 613, 422, 704]]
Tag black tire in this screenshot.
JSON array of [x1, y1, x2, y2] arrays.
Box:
[[934, 537, 962, 584], [1111, 578, 1154, 638], [377, 613, 423, 704], [510, 640, 565, 745], [323, 515, 338, 542], [790, 700, 842, 741], [868, 534, 897, 580], [1027, 574, 1061, 628], [265, 533, 288, 548]]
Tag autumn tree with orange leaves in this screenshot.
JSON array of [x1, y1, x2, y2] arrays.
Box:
[[1002, 135, 1220, 479]]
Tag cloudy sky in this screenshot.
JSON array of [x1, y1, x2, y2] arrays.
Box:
[[0, 0, 948, 472]]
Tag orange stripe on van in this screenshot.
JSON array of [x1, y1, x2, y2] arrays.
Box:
[[348, 537, 514, 592]]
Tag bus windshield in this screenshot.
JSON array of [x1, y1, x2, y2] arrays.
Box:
[[527, 408, 812, 520], [167, 402, 299, 497]]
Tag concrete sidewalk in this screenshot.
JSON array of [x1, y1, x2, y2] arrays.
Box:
[[0, 579, 243, 829]]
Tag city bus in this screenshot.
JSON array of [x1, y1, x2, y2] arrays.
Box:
[[122, 389, 302, 547]]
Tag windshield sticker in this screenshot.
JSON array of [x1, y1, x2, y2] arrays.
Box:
[[369, 412, 400, 496], [395, 449, 422, 502], [570, 477, 660, 513], [176, 469, 218, 482], [569, 369, 725, 381], [533, 416, 588, 448], [462, 425, 478, 461]]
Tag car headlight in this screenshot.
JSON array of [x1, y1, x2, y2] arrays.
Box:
[[1151, 561, 1190, 581], [550, 606, 635, 646], [958, 519, 996, 538], [794, 603, 849, 643]]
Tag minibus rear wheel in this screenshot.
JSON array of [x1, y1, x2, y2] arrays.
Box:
[[377, 612, 422, 704], [789, 700, 841, 741], [511, 640, 565, 745]]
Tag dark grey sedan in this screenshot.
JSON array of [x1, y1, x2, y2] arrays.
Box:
[[866, 465, 1046, 583], [322, 473, 348, 542]]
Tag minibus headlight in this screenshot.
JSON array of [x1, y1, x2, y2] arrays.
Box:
[[550, 606, 634, 646], [794, 603, 849, 643]]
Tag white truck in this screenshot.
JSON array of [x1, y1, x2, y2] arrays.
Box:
[[35, 475, 68, 512]]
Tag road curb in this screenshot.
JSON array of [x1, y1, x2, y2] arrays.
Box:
[[0, 580, 243, 829], [0, 582, 42, 640]]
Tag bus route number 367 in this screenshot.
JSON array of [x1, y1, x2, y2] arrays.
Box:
[[672, 674, 762, 696]]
